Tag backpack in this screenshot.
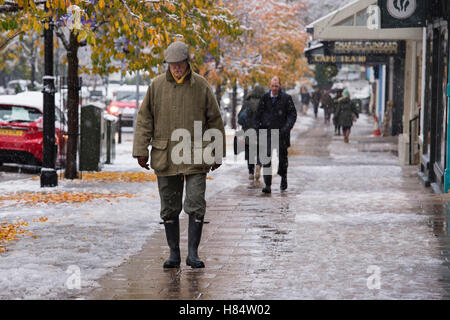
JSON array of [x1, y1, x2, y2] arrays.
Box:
[[237, 106, 248, 128]]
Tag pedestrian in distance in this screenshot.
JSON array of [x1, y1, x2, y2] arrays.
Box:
[[133, 41, 225, 269], [237, 85, 265, 184], [311, 86, 321, 119], [336, 88, 359, 143], [300, 85, 310, 115], [255, 76, 297, 194], [332, 88, 343, 136], [320, 88, 333, 125]]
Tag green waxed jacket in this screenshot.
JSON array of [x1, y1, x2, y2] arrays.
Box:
[[132, 67, 226, 176]]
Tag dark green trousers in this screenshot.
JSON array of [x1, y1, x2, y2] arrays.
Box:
[[157, 173, 207, 221]]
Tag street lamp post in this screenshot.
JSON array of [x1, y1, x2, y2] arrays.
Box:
[[40, 15, 58, 187]]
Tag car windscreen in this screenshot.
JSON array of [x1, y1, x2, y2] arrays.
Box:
[[90, 90, 103, 97], [115, 91, 146, 102], [0, 105, 42, 123]]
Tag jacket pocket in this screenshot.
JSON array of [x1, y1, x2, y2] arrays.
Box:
[[150, 138, 169, 171]]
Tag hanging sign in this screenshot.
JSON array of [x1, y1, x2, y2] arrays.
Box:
[[332, 41, 399, 55], [378, 0, 428, 28], [306, 54, 389, 65]]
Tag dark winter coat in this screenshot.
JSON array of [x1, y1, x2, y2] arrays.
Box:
[[300, 92, 310, 105], [238, 86, 265, 131], [321, 92, 333, 111], [312, 90, 321, 106], [336, 96, 359, 128], [255, 91, 297, 148]]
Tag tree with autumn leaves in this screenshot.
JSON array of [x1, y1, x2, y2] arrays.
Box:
[[204, 0, 310, 128], [225, 0, 309, 88], [0, 0, 311, 177], [0, 0, 242, 179]]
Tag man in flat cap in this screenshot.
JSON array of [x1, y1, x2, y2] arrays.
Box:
[[133, 41, 225, 269]]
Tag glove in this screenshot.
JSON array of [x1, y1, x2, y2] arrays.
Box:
[[137, 156, 150, 170]]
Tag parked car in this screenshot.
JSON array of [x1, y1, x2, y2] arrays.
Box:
[[5, 80, 42, 95], [0, 92, 67, 167], [88, 89, 105, 102], [106, 85, 147, 127]]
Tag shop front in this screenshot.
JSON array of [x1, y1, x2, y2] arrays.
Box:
[[420, 1, 449, 192], [306, 0, 423, 167]]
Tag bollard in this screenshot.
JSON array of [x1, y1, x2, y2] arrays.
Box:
[[118, 114, 122, 144]]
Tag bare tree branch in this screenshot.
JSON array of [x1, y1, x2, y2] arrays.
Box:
[[0, 30, 23, 51], [55, 29, 70, 51]]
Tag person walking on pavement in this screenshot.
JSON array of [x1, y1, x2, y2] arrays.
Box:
[[320, 88, 333, 125], [237, 85, 265, 183], [300, 85, 310, 115], [256, 76, 297, 194], [133, 41, 225, 269], [311, 87, 321, 119], [332, 88, 343, 135], [336, 88, 359, 143]]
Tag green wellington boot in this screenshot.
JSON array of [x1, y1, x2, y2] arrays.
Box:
[[163, 218, 181, 268], [186, 215, 205, 268]]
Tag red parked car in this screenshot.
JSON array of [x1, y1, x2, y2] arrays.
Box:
[[106, 86, 147, 127], [0, 92, 67, 167]]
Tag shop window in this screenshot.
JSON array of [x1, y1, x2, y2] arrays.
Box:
[[337, 15, 354, 26], [355, 10, 368, 26]]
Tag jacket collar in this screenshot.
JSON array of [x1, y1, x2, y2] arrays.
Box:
[[166, 63, 195, 86]]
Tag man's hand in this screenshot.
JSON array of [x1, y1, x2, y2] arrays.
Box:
[[137, 156, 150, 170], [211, 163, 222, 171]]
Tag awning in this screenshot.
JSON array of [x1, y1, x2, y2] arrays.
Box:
[[307, 0, 422, 41]]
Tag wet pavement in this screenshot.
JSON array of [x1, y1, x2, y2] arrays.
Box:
[[85, 114, 450, 300]]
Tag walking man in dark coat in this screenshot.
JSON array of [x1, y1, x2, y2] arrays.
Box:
[[255, 76, 297, 193], [321, 89, 333, 125], [311, 87, 321, 119]]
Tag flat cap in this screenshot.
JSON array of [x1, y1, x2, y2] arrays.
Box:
[[164, 41, 189, 63]]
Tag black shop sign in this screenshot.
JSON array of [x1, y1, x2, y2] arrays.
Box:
[[378, 0, 428, 28], [305, 41, 402, 65]]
